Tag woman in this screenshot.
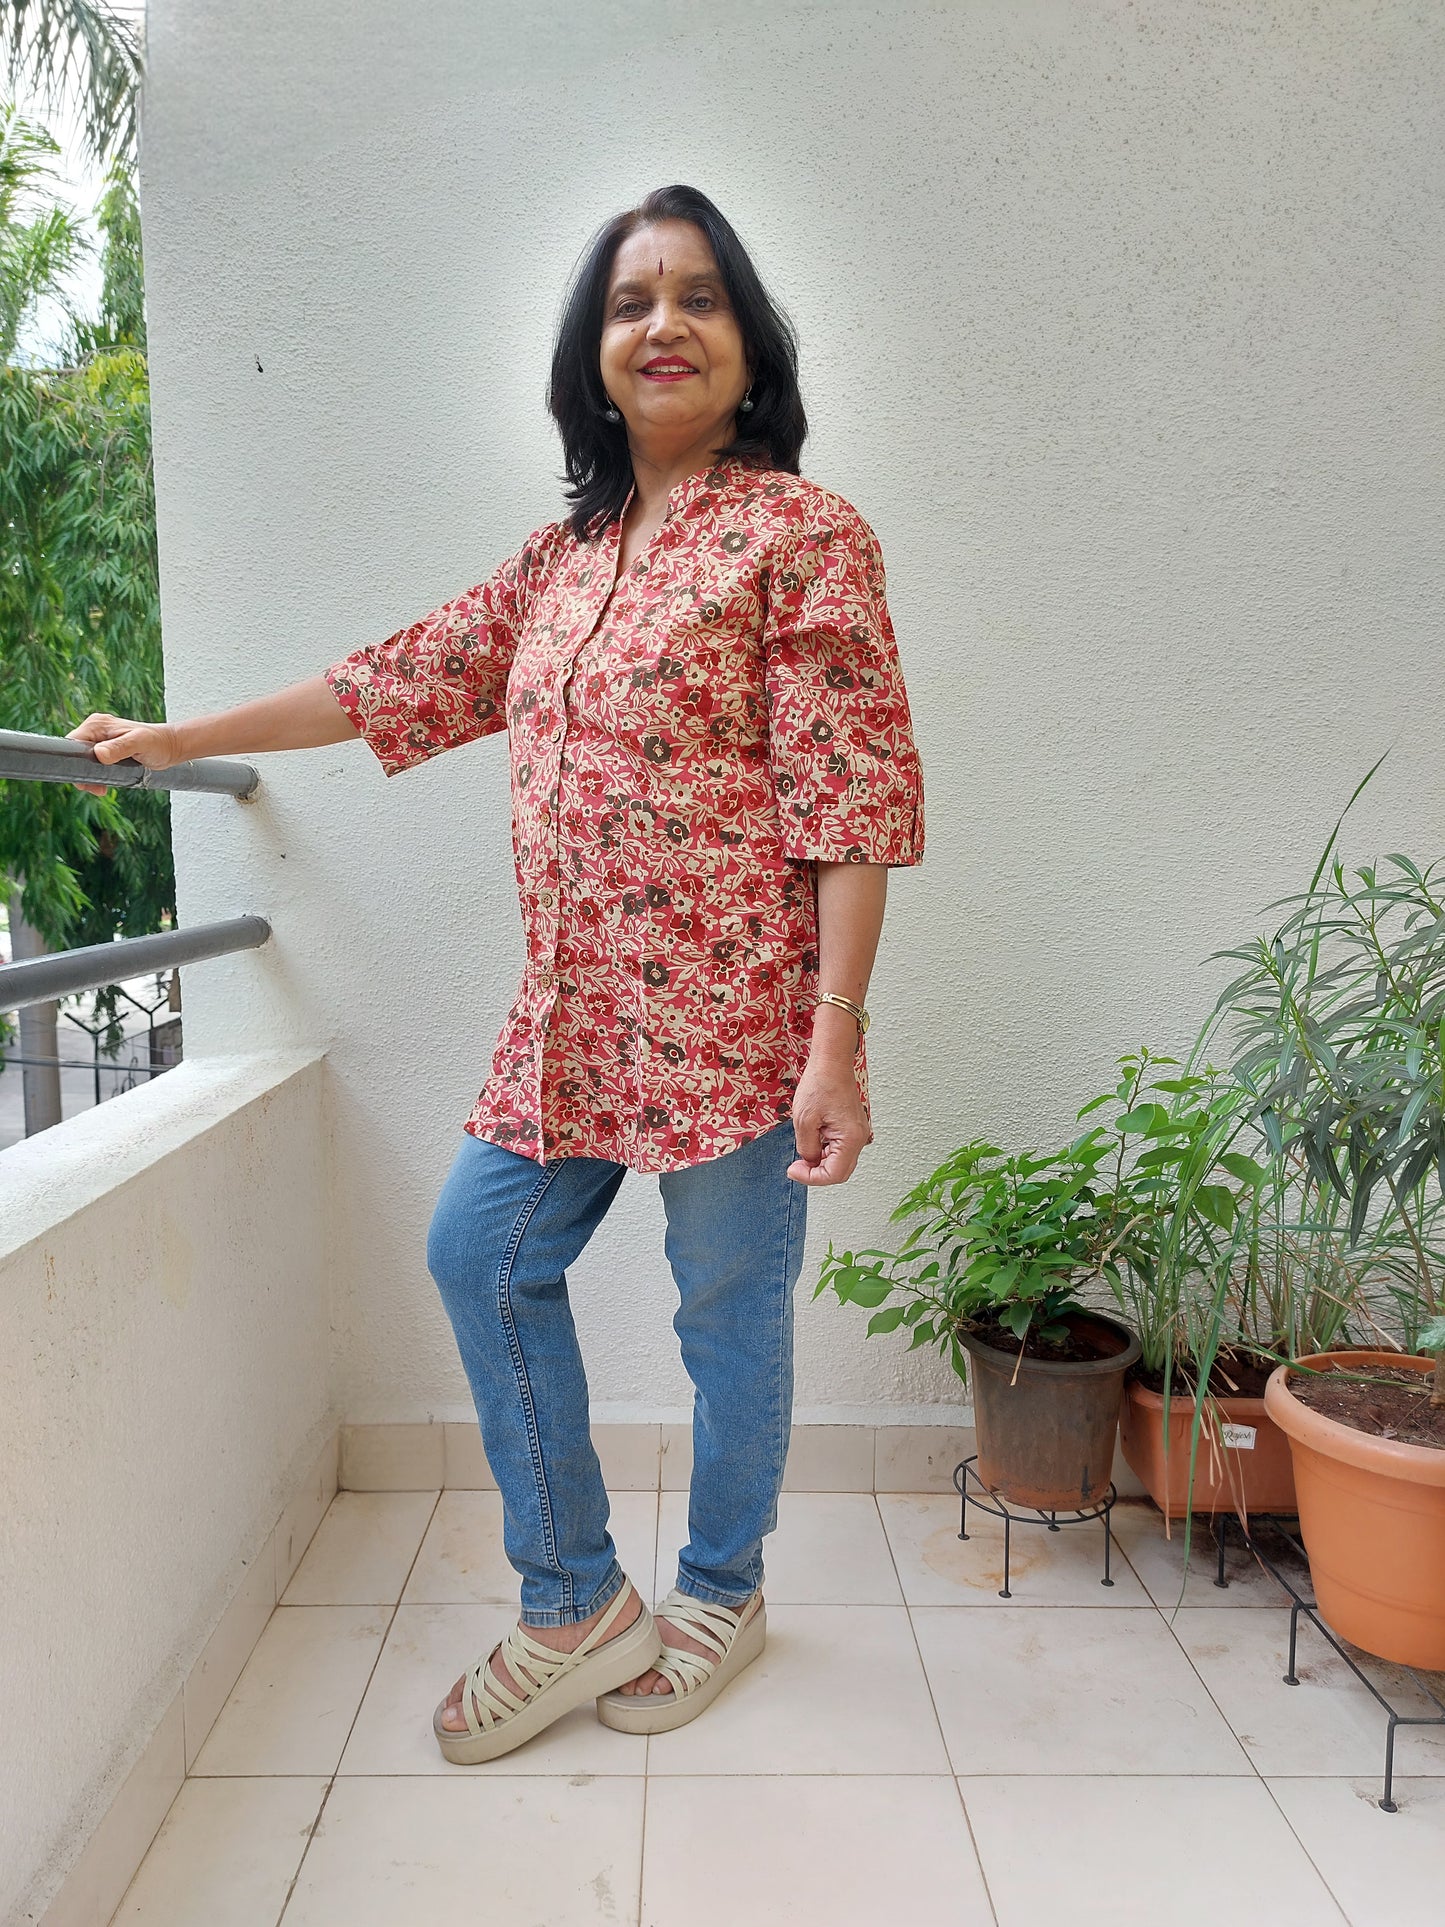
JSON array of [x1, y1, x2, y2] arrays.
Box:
[[71, 185, 924, 1763]]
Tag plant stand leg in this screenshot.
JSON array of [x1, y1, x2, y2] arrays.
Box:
[[1101, 1509, 1114, 1588], [999, 1511, 1012, 1599], [1284, 1601, 1302, 1687], [1381, 1716, 1400, 1814], [1233, 1517, 1440, 1813]]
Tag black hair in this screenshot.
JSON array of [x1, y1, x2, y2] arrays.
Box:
[[547, 184, 807, 540]]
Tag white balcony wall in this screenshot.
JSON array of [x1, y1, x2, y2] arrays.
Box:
[[139, 1, 1444, 1426], [0, 1053, 330, 1925]]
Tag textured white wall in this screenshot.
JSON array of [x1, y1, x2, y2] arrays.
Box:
[[139, 1, 1445, 1424], [0, 1053, 330, 1923]]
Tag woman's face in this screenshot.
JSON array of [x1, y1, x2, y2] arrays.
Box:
[[599, 219, 750, 452]]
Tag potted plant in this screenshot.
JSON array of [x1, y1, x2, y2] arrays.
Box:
[[1096, 1053, 1303, 1520], [1219, 853, 1445, 1667], [817, 1130, 1140, 1510]]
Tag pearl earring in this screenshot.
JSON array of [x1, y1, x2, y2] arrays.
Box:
[[738, 385, 754, 413], [602, 401, 621, 423]]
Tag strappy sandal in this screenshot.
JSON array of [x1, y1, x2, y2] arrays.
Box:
[[433, 1582, 661, 1765], [595, 1589, 766, 1735]]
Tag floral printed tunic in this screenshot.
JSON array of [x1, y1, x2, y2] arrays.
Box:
[[325, 457, 924, 1172]]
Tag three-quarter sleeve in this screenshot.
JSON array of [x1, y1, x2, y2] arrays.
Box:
[[761, 497, 925, 864], [323, 522, 560, 777]]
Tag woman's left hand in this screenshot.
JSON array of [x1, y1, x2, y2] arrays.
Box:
[[787, 1034, 872, 1186]]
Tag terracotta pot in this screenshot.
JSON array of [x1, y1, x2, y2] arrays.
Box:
[[1265, 1352, 1445, 1670], [1118, 1379, 1297, 1519], [960, 1311, 1140, 1511]]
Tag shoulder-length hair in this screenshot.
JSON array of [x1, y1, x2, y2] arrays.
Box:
[[548, 184, 807, 540]]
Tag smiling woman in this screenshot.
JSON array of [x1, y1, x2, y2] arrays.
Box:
[[64, 180, 924, 1765], [549, 183, 807, 540]]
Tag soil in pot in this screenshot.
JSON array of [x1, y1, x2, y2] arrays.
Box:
[[1132, 1348, 1276, 1399], [966, 1315, 1127, 1367], [962, 1310, 1139, 1512], [1292, 1363, 1445, 1450]]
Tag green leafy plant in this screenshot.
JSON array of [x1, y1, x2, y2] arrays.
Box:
[[1211, 853, 1445, 1405], [1077, 1049, 1263, 1378], [1205, 1151, 1428, 1371], [0, 102, 168, 1075], [816, 1050, 1262, 1394], [816, 1132, 1118, 1382]]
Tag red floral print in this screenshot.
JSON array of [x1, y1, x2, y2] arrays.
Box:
[[325, 458, 924, 1171]]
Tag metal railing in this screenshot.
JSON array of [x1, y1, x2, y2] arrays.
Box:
[[1, 730, 270, 1017], [0, 917, 272, 1013], [0, 728, 259, 798]]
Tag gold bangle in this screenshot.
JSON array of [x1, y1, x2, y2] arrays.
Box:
[[816, 992, 870, 1035]]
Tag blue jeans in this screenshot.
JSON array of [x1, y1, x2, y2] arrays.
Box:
[[426, 1120, 808, 1626]]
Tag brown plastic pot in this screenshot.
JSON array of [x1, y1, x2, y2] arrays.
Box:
[[1265, 1351, 1445, 1671], [960, 1311, 1140, 1510], [1118, 1380, 1297, 1519]]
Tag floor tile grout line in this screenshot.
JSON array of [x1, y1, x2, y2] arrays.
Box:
[[876, 1491, 1002, 1926], [1148, 1577, 1353, 1923], [869, 1601, 1162, 1611], [648, 1476, 663, 1610], [637, 1762, 652, 1927], [1208, 1588, 1363, 1927], [271, 1486, 445, 1925], [1153, 1592, 1274, 1786], [952, 1780, 1003, 1927], [642, 1485, 659, 1735], [872, 1493, 1002, 1926], [247, 1765, 1410, 1778], [1254, 1776, 1355, 1927], [271, 1777, 337, 1927], [633, 1480, 662, 1927], [279, 1597, 1172, 1612]]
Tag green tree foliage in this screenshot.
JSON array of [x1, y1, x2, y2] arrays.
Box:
[[1, 1, 141, 166], [0, 99, 170, 950]]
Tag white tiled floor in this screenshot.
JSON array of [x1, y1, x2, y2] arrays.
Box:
[[109, 1489, 1444, 1925]]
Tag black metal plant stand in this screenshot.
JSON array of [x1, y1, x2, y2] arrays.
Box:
[[953, 1456, 1118, 1599], [1210, 1512, 1445, 1813]]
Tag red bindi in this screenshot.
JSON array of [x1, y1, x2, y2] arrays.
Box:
[[658, 258, 664, 276]]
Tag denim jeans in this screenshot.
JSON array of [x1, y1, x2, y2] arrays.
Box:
[[426, 1120, 808, 1626]]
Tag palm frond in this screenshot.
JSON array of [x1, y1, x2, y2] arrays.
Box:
[[0, 1, 142, 166]]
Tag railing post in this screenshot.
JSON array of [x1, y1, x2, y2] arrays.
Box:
[[7, 887, 63, 1135]]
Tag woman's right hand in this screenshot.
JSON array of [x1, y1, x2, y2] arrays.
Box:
[[66, 713, 183, 794]]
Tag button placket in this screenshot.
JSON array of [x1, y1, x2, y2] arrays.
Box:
[[526, 579, 609, 1141], [534, 540, 615, 968]]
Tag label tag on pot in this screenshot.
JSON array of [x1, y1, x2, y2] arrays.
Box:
[[1220, 1424, 1257, 1451]]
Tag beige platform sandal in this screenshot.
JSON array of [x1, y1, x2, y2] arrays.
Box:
[[595, 1589, 765, 1735], [433, 1582, 661, 1765]]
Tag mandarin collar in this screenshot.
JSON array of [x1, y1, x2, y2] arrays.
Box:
[[615, 456, 740, 534], [663, 458, 736, 520]]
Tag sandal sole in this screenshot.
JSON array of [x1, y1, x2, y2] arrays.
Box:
[[433, 1603, 662, 1765], [595, 1602, 767, 1735]]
